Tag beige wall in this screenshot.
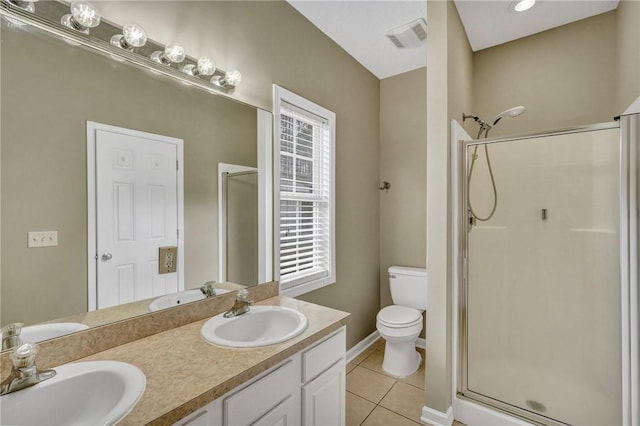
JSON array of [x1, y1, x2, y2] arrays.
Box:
[[379, 68, 427, 309], [2, 1, 381, 349], [472, 11, 617, 138], [1, 28, 257, 326], [616, 0, 640, 113], [425, 0, 474, 413]]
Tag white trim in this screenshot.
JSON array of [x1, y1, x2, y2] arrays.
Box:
[[450, 120, 471, 404], [86, 121, 184, 312], [345, 330, 380, 363], [217, 163, 258, 283], [273, 85, 336, 296], [421, 405, 453, 426], [621, 113, 640, 426], [345, 331, 425, 363], [257, 109, 273, 284], [453, 397, 534, 426]]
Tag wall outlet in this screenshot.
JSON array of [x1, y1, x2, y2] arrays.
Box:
[[159, 246, 177, 274], [28, 231, 58, 248]]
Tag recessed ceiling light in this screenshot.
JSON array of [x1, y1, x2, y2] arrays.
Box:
[[510, 0, 536, 13]]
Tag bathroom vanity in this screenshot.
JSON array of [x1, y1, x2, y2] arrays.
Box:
[[71, 296, 349, 426], [176, 326, 346, 426]]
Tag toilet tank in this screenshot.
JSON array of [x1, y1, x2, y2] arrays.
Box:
[[389, 266, 427, 310]]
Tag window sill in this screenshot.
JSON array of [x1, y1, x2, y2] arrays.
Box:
[[280, 276, 335, 298]]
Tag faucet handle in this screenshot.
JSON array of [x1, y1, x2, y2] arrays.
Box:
[[1, 323, 24, 351], [1, 322, 24, 338], [236, 289, 250, 302], [11, 342, 38, 369]]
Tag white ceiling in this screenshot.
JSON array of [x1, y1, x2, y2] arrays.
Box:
[[455, 0, 620, 52], [287, 1, 427, 80], [287, 0, 619, 79]]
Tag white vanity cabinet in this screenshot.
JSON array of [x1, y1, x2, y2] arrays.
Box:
[[175, 327, 346, 426]]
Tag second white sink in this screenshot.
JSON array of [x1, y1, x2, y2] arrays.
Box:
[[149, 288, 230, 312], [0, 360, 145, 426], [21, 323, 89, 343], [201, 306, 308, 348]]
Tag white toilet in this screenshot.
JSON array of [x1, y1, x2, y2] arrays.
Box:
[[376, 266, 427, 377]]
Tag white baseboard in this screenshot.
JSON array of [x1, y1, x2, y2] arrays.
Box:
[[346, 332, 426, 363], [421, 405, 453, 426], [346, 330, 381, 363]]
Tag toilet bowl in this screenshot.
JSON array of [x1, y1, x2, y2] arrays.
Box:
[[376, 266, 427, 377]]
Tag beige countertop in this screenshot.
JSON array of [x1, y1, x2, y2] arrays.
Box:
[[76, 296, 350, 426]]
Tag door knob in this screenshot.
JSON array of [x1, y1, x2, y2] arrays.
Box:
[[101, 252, 113, 261]]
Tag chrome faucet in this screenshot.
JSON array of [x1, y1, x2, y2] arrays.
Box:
[[1, 323, 24, 351], [1, 343, 56, 396], [200, 281, 217, 297], [223, 289, 253, 318]]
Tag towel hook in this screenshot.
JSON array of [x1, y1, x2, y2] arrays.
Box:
[[379, 181, 391, 192]]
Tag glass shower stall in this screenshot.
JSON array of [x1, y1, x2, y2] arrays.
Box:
[[456, 113, 639, 425]]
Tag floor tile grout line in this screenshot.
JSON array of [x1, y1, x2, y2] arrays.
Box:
[[378, 381, 428, 425]]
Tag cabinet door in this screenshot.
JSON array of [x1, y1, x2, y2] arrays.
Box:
[[225, 359, 300, 426], [252, 396, 297, 426], [302, 361, 345, 426]]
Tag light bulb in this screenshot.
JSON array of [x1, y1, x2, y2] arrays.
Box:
[[182, 56, 216, 77], [61, 1, 101, 34], [224, 69, 242, 86], [211, 69, 242, 88], [110, 23, 147, 50], [513, 0, 535, 12], [151, 42, 185, 65]]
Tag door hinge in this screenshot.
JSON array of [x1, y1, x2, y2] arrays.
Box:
[[176, 160, 179, 170]]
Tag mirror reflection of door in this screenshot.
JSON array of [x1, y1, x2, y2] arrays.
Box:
[[88, 122, 184, 310]]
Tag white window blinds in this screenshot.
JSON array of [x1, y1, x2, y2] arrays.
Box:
[[275, 87, 335, 294]]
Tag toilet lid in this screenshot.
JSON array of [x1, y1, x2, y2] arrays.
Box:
[[377, 305, 421, 327]]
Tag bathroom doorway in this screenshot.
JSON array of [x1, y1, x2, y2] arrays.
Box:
[[87, 122, 184, 311]]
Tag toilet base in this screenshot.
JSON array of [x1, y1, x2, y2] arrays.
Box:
[[381, 339, 422, 378]]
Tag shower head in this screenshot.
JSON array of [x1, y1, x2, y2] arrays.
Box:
[[491, 105, 526, 126]]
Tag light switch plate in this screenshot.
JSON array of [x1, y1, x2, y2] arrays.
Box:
[[28, 231, 58, 248], [159, 246, 177, 274]]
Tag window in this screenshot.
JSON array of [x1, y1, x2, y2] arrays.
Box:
[[274, 86, 335, 297]]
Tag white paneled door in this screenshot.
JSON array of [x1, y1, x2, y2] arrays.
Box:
[[88, 122, 184, 310]]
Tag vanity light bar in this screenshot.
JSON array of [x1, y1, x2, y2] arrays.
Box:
[[0, 0, 243, 92]]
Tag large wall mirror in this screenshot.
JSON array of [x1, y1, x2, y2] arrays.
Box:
[[0, 13, 273, 349]]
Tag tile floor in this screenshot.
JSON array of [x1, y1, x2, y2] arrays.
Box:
[[345, 338, 465, 426]]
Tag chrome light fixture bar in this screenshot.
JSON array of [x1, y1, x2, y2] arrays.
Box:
[[0, 0, 241, 95], [1, 0, 37, 13]]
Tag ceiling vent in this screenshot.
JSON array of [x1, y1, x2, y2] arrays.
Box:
[[385, 18, 427, 49]]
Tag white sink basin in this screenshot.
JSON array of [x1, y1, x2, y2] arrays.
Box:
[[21, 323, 90, 343], [0, 360, 146, 426], [149, 288, 231, 312], [201, 305, 308, 348]]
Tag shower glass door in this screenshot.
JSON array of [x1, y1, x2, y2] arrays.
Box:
[[461, 124, 622, 425], [222, 170, 258, 286]]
